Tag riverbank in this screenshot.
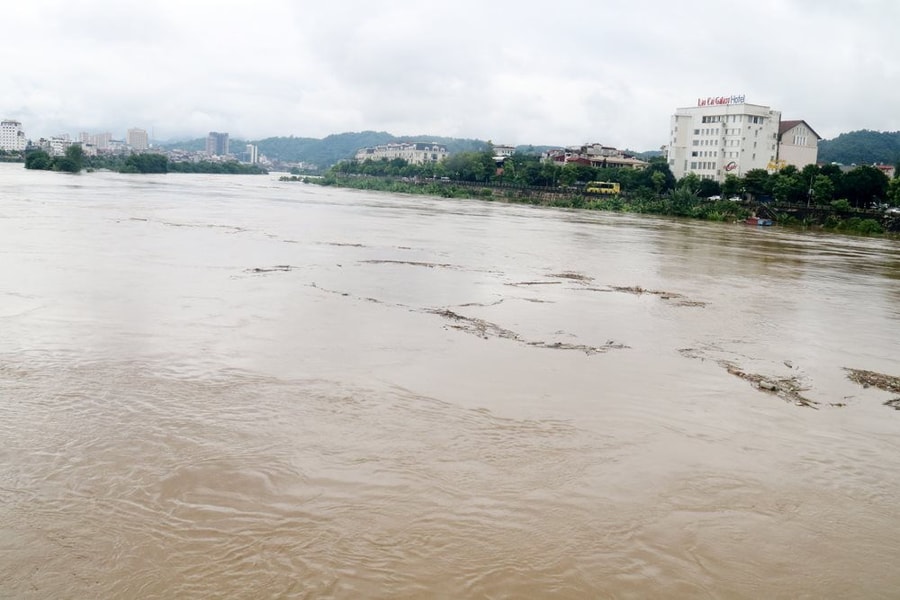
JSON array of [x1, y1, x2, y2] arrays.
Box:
[[292, 174, 900, 236]]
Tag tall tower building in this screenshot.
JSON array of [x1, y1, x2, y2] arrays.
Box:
[[0, 119, 27, 151], [245, 143, 258, 164], [127, 128, 149, 150], [206, 132, 229, 156]]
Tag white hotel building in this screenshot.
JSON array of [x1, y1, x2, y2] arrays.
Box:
[[667, 96, 784, 182], [1, 119, 27, 151]]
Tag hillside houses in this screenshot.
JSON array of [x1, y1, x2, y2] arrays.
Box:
[[355, 142, 448, 165], [542, 143, 648, 170]]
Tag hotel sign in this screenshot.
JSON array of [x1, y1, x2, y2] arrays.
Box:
[[697, 94, 746, 107]]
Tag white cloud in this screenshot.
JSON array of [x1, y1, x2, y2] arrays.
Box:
[[2, 0, 899, 149]]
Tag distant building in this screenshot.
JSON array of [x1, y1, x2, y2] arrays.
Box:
[[874, 164, 896, 179], [127, 128, 149, 151], [108, 139, 127, 154], [47, 135, 71, 156], [354, 142, 448, 165], [206, 132, 229, 156], [667, 96, 781, 182], [776, 120, 820, 171], [245, 143, 259, 164], [542, 143, 648, 170], [0, 119, 27, 151], [80, 131, 112, 150]]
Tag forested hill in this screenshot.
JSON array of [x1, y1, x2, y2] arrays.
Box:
[[159, 129, 900, 169], [817, 130, 900, 166]]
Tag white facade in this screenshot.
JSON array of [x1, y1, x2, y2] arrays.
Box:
[[80, 131, 112, 150], [245, 143, 259, 164], [0, 120, 26, 151], [776, 120, 819, 170], [355, 142, 448, 165], [667, 100, 781, 182], [48, 136, 71, 156], [127, 128, 149, 150]]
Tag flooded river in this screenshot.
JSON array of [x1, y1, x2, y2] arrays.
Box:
[[2, 163, 899, 598]]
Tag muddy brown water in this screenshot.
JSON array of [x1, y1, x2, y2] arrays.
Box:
[[2, 164, 899, 598]]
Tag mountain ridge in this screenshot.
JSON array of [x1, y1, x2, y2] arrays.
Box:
[[158, 129, 900, 170]]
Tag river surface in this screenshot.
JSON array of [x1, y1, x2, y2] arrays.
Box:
[[1, 163, 899, 599]]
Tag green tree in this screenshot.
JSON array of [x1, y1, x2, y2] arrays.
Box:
[[742, 169, 771, 197], [811, 175, 835, 205], [886, 177, 900, 207], [637, 158, 675, 193], [697, 178, 721, 198], [25, 149, 53, 170], [721, 174, 742, 198], [841, 165, 889, 208], [123, 153, 168, 173], [677, 172, 701, 193], [53, 144, 85, 173], [771, 170, 806, 203]]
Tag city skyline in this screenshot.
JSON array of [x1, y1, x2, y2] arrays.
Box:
[[2, 1, 899, 151]]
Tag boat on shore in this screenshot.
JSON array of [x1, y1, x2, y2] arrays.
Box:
[[745, 216, 773, 226]]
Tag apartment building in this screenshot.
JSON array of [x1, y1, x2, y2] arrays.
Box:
[[0, 119, 27, 151], [80, 131, 112, 150], [206, 132, 230, 156], [127, 128, 149, 150]]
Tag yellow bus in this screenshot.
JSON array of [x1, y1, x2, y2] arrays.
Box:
[[585, 181, 620, 195]]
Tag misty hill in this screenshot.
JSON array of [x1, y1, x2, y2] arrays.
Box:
[[160, 130, 900, 170], [160, 132, 492, 168], [817, 130, 900, 166]]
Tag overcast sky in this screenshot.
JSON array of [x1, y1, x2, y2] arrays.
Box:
[[2, 0, 898, 150]]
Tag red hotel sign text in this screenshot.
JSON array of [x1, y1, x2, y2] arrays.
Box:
[[697, 94, 746, 107]]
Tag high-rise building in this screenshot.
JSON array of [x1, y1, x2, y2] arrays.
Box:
[[127, 128, 149, 150], [206, 132, 229, 156], [245, 143, 258, 164], [0, 119, 27, 151], [667, 96, 781, 182]]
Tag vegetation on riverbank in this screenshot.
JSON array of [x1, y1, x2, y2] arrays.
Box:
[[0, 149, 24, 163], [23, 150, 267, 175], [301, 146, 900, 236]]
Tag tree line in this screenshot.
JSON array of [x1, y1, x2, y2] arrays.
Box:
[[328, 147, 899, 209], [24, 149, 267, 175]]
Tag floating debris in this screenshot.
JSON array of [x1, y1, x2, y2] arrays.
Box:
[[844, 368, 900, 394], [428, 308, 627, 355], [584, 285, 708, 307], [679, 347, 817, 408], [723, 362, 817, 408], [362, 260, 457, 269], [245, 265, 295, 273], [845, 368, 900, 410], [549, 272, 594, 282]]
